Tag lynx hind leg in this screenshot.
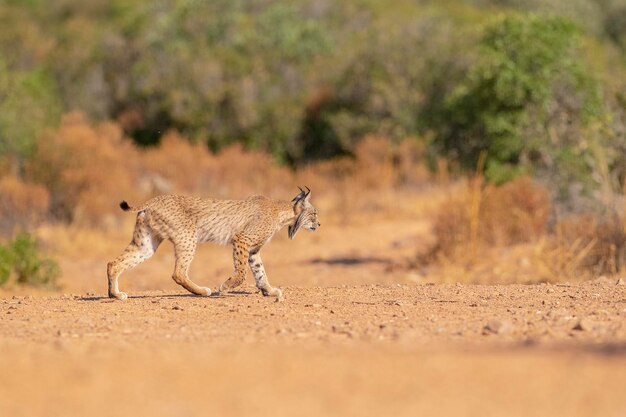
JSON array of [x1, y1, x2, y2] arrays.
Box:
[[218, 236, 250, 294], [107, 213, 162, 300], [171, 238, 212, 297], [248, 251, 283, 301]]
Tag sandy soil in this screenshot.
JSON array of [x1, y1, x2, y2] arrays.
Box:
[[1, 214, 625, 417]]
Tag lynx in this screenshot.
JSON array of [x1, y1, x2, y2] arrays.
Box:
[[107, 187, 320, 301]]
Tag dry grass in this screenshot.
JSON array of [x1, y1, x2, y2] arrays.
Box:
[[0, 175, 49, 237], [551, 211, 626, 278], [5, 115, 432, 232], [26, 112, 141, 227], [297, 136, 432, 224], [425, 173, 626, 283], [432, 176, 551, 257]]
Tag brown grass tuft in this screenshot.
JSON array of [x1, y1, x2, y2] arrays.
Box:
[[433, 176, 551, 257], [551, 210, 626, 278], [296, 136, 431, 223], [0, 176, 50, 236], [26, 112, 141, 226]]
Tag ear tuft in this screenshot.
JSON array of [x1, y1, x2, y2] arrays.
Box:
[[292, 186, 307, 203]]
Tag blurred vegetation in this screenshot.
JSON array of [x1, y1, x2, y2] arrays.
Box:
[[426, 14, 604, 186], [0, 233, 60, 287], [1, 1, 625, 287], [0, 0, 625, 190]]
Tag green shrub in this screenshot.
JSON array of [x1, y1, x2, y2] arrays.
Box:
[[11, 233, 60, 286], [0, 233, 60, 287], [430, 14, 603, 187], [0, 245, 12, 286]]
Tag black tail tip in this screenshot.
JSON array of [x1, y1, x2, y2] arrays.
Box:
[[119, 201, 130, 211]]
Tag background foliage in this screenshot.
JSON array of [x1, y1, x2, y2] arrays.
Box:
[[0, 0, 625, 189], [1, 0, 626, 286]]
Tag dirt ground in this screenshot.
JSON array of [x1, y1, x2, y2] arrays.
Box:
[[1, 214, 626, 417]]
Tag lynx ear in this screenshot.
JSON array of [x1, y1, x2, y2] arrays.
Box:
[[292, 186, 311, 206]]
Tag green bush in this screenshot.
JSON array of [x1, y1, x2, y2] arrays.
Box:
[[0, 233, 60, 287], [0, 245, 12, 286], [429, 14, 604, 186]]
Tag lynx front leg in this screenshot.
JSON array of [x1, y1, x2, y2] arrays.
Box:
[[248, 251, 283, 301], [218, 236, 250, 294]]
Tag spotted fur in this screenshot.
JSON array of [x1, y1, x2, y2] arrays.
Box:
[[106, 188, 320, 301]]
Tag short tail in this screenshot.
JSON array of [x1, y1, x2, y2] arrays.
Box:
[[119, 200, 138, 212]]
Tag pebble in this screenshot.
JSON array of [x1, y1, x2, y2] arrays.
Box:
[[573, 317, 595, 332], [483, 319, 513, 335], [617, 278, 625, 286]]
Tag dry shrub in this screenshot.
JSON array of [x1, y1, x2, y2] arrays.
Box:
[[297, 136, 431, 222], [0, 176, 49, 235], [350, 135, 430, 190], [428, 175, 626, 283], [433, 176, 551, 256], [551, 211, 626, 278], [140, 131, 212, 194], [141, 136, 293, 198], [210, 144, 293, 198], [352, 135, 396, 190], [20, 114, 432, 229], [481, 177, 551, 245], [26, 112, 141, 226], [392, 138, 431, 187]]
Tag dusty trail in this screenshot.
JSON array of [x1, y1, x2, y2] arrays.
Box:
[[2, 282, 626, 347], [1, 282, 625, 417], [2, 210, 626, 416]]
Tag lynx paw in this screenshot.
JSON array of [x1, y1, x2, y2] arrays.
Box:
[[111, 291, 128, 301]]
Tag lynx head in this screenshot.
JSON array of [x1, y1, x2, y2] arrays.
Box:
[[288, 186, 320, 239]]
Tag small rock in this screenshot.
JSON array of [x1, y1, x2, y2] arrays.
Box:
[[573, 317, 595, 331], [483, 319, 513, 335], [172, 305, 184, 311], [617, 278, 625, 286]]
